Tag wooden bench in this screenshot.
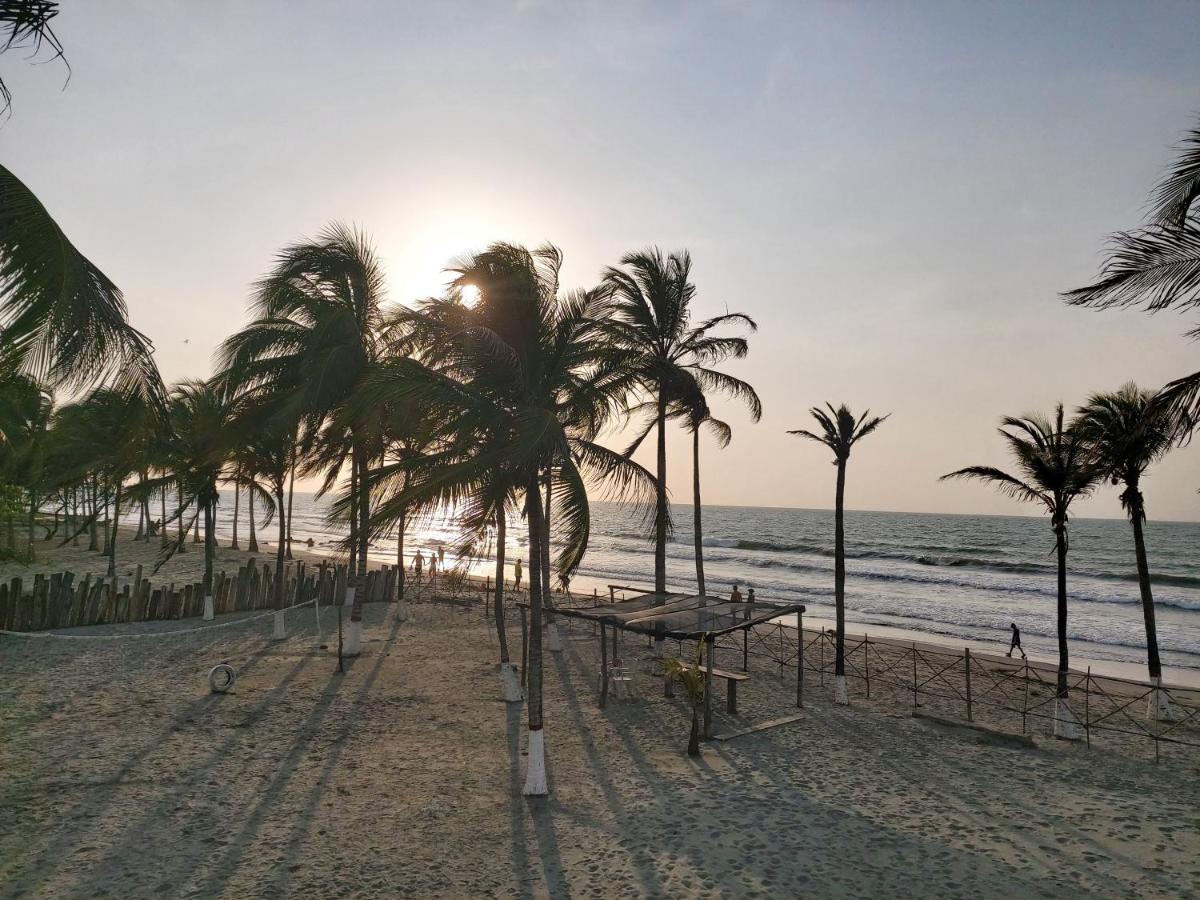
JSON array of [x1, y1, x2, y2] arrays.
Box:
[[664, 660, 750, 715]]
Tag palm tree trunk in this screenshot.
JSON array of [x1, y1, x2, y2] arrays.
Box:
[[1054, 523, 1069, 699], [687, 706, 701, 757], [345, 442, 368, 657], [26, 490, 37, 561], [159, 482, 167, 547], [134, 477, 144, 540], [88, 476, 98, 551], [356, 443, 369, 599], [495, 511, 510, 662], [692, 425, 705, 595], [203, 493, 215, 598], [1128, 496, 1162, 681], [107, 482, 120, 580], [286, 459, 296, 560], [192, 509, 201, 543], [523, 474, 548, 796], [396, 503, 407, 601], [654, 389, 668, 594], [230, 480, 240, 550], [176, 480, 187, 552], [833, 458, 847, 695], [248, 484, 259, 553], [542, 464, 553, 601], [273, 481, 287, 640]]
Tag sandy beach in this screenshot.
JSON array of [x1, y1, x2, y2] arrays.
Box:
[[3, 592, 1198, 899]]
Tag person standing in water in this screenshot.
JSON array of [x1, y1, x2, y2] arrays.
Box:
[[514, 557, 523, 592], [412, 550, 425, 581], [1006, 622, 1026, 659], [730, 584, 743, 603]]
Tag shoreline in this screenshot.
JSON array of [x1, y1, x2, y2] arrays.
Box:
[[6, 522, 1198, 691]]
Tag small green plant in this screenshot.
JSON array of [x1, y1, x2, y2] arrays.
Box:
[[663, 639, 708, 756]]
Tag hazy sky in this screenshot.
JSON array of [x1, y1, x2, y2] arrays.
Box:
[[4, 1, 1200, 520]]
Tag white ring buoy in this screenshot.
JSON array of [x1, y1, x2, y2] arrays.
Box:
[[208, 663, 236, 693]]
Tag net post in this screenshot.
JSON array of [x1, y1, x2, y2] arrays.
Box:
[[1085, 667, 1091, 749], [820, 628, 826, 687], [864, 633, 871, 700], [911, 642, 918, 709], [600, 621, 608, 709], [704, 634, 714, 739], [1022, 658, 1029, 734], [964, 647, 972, 722], [796, 610, 804, 709]]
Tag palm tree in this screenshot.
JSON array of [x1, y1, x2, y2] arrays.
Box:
[[788, 404, 888, 705], [601, 248, 760, 594], [0, 1, 67, 117], [0, 164, 162, 405], [359, 244, 653, 796], [1076, 383, 1181, 716], [1063, 119, 1200, 428], [942, 406, 1100, 739], [219, 223, 385, 656]]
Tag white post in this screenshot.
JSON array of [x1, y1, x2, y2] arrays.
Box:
[[522, 728, 548, 796], [396, 593, 408, 623], [546, 621, 563, 653], [343, 586, 362, 657], [834, 674, 848, 705], [272, 609, 286, 641], [1148, 676, 1180, 721], [501, 662, 522, 702], [203, 595, 214, 621], [1054, 696, 1082, 741]]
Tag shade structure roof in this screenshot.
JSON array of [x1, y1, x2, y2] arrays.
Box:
[[535, 591, 805, 641]]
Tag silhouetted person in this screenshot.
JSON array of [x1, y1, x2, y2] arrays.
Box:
[[730, 584, 743, 603], [437, 544, 445, 567], [514, 557, 523, 592], [1006, 622, 1026, 659], [747, 587, 756, 604], [412, 550, 425, 580]]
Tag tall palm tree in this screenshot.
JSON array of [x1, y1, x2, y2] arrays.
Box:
[[601, 248, 759, 594], [788, 404, 888, 704], [219, 223, 384, 656], [360, 244, 653, 796], [942, 406, 1100, 739], [1063, 119, 1200, 428], [1076, 383, 1181, 715], [0, 164, 162, 405]]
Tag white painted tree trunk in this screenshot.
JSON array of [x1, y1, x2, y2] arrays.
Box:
[[522, 728, 548, 796], [546, 621, 563, 653], [1148, 677, 1180, 721], [1054, 697, 1082, 740], [834, 674, 848, 705], [272, 610, 286, 641], [501, 662, 522, 702], [395, 596, 408, 623], [203, 595, 214, 621], [343, 586, 362, 657]]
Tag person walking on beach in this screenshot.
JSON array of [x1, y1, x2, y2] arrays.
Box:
[[412, 550, 425, 581], [514, 557, 523, 592], [1006, 622, 1026, 659], [428, 551, 438, 578], [437, 544, 445, 568]]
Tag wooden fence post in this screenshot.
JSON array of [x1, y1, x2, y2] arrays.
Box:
[[1022, 658, 1030, 734], [796, 611, 804, 709], [820, 628, 825, 686], [1085, 667, 1091, 748], [911, 642, 918, 708], [964, 647, 972, 722], [864, 634, 871, 700]]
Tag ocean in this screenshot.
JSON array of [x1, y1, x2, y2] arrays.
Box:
[[204, 493, 1200, 684]]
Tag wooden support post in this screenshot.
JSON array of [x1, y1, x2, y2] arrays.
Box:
[[520, 606, 529, 688], [864, 633, 871, 700], [820, 628, 825, 686], [964, 647, 973, 722], [611, 623, 618, 661], [1085, 667, 1091, 748], [600, 621, 609, 709], [704, 636, 714, 739], [912, 642, 918, 708], [1022, 658, 1029, 733], [743, 626, 749, 672], [796, 611, 804, 708]]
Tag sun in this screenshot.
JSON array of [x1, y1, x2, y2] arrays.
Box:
[[460, 284, 481, 308]]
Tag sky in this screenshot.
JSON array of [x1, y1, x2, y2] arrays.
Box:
[[3, 1, 1200, 520]]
